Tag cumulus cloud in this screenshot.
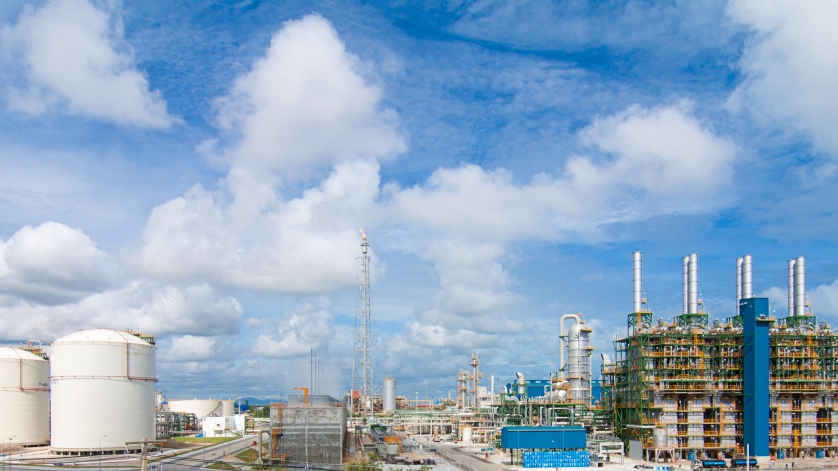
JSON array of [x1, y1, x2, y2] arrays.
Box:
[[0, 280, 242, 342], [406, 321, 498, 349], [253, 306, 334, 358], [392, 103, 736, 241], [136, 160, 382, 293], [727, 0, 838, 155], [810, 279, 838, 318], [0, 221, 116, 304], [2, 0, 177, 127], [212, 14, 405, 175], [159, 335, 219, 362], [133, 15, 401, 294]]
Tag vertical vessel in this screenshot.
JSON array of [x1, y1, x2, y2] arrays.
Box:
[[0, 347, 49, 445], [50, 329, 156, 453]]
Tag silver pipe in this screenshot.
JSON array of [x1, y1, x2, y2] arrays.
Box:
[[794, 256, 806, 317], [683, 256, 689, 315], [736, 257, 744, 315], [742, 254, 753, 299], [633, 252, 643, 313], [788, 259, 796, 318], [688, 253, 699, 314]]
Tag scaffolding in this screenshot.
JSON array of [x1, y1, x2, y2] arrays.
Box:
[[606, 308, 838, 459]]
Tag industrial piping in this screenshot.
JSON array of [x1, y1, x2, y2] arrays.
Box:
[[633, 252, 643, 313]]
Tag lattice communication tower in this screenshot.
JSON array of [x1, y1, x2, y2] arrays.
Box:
[[352, 228, 372, 417]]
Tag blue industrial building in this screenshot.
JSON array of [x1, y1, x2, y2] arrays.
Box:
[[500, 426, 587, 450], [741, 297, 771, 457]]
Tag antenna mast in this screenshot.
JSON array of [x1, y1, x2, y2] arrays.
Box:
[[352, 228, 373, 420]]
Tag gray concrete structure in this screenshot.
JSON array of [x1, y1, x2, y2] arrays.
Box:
[[270, 395, 346, 469]]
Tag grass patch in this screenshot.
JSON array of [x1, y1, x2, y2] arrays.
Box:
[[234, 449, 259, 463], [207, 462, 238, 470], [176, 437, 236, 445]]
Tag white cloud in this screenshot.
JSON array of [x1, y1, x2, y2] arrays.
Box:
[[212, 14, 405, 175], [134, 15, 402, 295], [727, 0, 838, 155], [0, 221, 116, 304], [2, 0, 177, 127], [424, 239, 519, 316], [159, 335, 218, 362], [0, 279, 242, 342], [810, 279, 838, 319], [136, 160, 382, 293], [393, 103, 735, 241], [253, 306, 333, 358], [406, 321, 498, 349]]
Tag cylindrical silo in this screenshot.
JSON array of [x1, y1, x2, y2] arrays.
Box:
[[222, 399, 235, 416], [50, 329, 156, 453], [567, 321, 591, 403], [382, 376, 396, 412], [0, 347, 50, 445]]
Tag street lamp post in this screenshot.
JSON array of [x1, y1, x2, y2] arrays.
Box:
[[99, 435, 107, 471], [3, 436, 15, 471]]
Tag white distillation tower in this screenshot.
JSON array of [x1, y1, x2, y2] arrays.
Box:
[[558, 314, 593, 403]]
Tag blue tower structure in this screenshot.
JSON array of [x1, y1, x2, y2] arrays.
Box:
[[741, 297, 772, 457]]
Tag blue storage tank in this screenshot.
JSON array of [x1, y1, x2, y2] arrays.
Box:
[[501, 426, 586, 450], [777, 450, 785, 459], [816, 449, 825, 459]]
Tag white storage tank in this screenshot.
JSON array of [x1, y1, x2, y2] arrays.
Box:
[[50, 329, 156, 453], [382, 376, 396, 412], [167, 399, 222, 418], [222, 399, 235, 417], [0, 347, 50, 445]]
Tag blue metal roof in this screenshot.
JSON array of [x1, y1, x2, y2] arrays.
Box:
[[501, 426, 587, 450]]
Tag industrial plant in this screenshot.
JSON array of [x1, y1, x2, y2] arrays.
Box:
[[1, 239, 836, 470]]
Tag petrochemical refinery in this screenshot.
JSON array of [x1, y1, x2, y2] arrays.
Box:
[[2, 246, 837, 471]]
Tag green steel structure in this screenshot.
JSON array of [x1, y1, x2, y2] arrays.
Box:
[[604, 307, 838, 460]]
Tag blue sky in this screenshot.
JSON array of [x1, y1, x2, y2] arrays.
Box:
[[1, 0, 837, 402]]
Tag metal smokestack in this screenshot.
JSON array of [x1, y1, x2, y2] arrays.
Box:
[[794, 256, 806, 317], [788, 259, 796, 318], [683, 256, 689, 315], [736, 257, 744, 315], [688, 253, 699, 314], [742, 254, 753, 299], [633, 252, 643, 313]]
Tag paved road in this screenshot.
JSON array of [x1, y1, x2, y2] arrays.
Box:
[[3, 436, 257, 471]]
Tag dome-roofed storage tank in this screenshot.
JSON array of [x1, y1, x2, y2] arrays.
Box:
[[50, 329, 156, 454], [0, 346, 50, 445], [167, 399, 222, 418], [382, 376, 396, 412]]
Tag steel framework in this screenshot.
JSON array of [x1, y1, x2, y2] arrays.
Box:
[[352, 229, 372, 418]]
